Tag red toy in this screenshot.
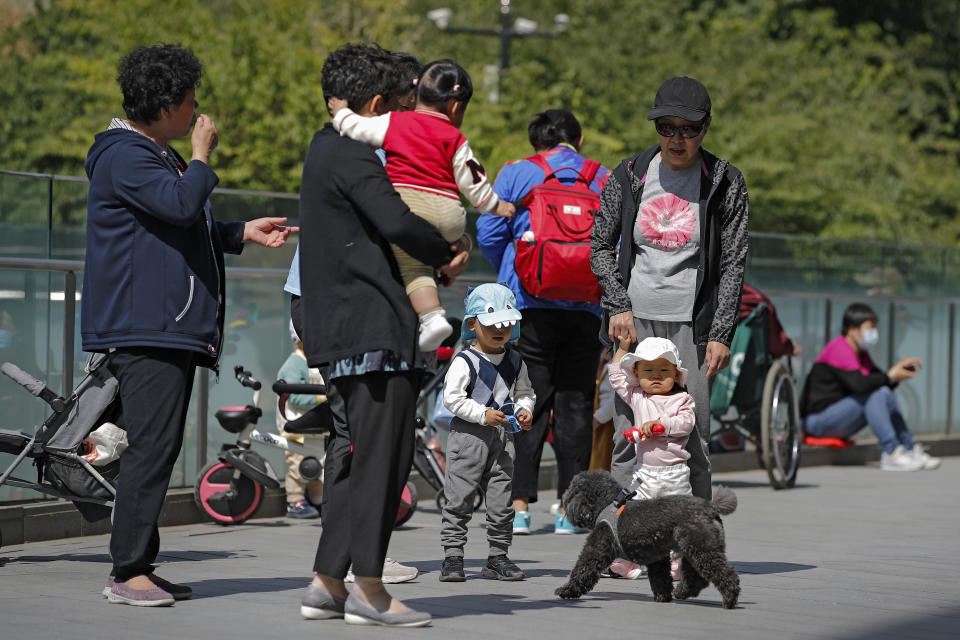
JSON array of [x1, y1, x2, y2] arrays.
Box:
[[622, 423, 665, 443]]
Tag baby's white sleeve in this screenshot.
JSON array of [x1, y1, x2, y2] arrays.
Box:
[[332, 108, 390, 148], [452, 140, 499, 212]]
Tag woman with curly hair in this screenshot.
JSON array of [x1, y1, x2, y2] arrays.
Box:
[[83, 43, 294, 606]]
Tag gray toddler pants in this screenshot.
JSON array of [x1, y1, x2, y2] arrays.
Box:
[[441, 420, 515, 557]]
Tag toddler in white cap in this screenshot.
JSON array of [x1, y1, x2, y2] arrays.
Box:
[[606, 336, 696, 580], [611, 336, 695, 495]]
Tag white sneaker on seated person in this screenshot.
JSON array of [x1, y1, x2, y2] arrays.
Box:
[[910, 444, 941, 470]]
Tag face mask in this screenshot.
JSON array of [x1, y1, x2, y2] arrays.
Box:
[[0, 329, 12, 350], [857, 327, 879, 348]]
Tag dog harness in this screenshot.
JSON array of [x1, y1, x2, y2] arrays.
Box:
[[595, 487, 636, 558]]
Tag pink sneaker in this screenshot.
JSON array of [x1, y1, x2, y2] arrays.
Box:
[[670, 557, 681, 581], [609, 558, 645, 580]]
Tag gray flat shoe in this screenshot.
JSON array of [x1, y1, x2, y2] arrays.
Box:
[[300, 584, 346, 620], [344, 593, 431, 627]]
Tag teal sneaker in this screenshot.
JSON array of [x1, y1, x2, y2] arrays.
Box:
[[554, 512, 578, 534], [512, 511, 531, 535]]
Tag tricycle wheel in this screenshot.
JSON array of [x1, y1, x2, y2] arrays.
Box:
[[194, 460, 263, 524]]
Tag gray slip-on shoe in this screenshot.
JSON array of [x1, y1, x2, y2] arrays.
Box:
[[300, 584, 346, 620], [344, 593, 431, 627], [105, 579, 174, 607]]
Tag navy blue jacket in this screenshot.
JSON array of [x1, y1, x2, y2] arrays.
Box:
[[81, 128, 244, 369]]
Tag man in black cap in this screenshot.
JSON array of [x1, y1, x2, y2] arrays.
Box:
[[590, 75, 749, 502]]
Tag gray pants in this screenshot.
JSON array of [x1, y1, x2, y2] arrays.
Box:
[[441, 421, 515, 557], [610, 318, 713, 500]]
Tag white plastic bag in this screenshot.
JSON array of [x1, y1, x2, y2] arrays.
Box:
[[79, 422, 128, 466]]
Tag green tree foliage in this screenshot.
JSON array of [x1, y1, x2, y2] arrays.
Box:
[[0, 0, 417, 191], [1, 0, 959, 245]]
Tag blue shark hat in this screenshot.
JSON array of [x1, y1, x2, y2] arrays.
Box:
[[461, 283, 522, 342]]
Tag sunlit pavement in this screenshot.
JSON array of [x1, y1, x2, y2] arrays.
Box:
[[2, 459, 958, 640]]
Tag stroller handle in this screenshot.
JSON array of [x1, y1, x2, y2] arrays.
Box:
[[1, 361, 66, 412], [272, 380, 326, 396]]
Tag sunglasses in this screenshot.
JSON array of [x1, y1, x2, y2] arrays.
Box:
[[654, 121, 704, 139]]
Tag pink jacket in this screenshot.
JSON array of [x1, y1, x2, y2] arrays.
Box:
[[609, 364, 696, 466]]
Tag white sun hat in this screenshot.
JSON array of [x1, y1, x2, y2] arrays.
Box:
[[619, 336, 688, 387]]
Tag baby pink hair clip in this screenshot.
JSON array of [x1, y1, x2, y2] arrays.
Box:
[[412, 78, 419, 86], [453, 83, 460, 92]]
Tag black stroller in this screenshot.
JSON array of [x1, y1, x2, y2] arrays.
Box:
[[412, 336, 482, 513], [0, 354, 123, 542]]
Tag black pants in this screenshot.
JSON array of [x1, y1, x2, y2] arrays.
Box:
[[312, 371, 418, 578], [108, 347, 196, 581], [511, 309, 601, 502]]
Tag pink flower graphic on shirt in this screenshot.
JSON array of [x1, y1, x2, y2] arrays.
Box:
[[638, 194, 696, 250]]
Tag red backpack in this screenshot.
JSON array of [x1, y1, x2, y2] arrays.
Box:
[[513, 154, 604, 303]]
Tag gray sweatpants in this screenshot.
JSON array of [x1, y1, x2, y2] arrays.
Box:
[[610, 318, 713, 500], [441, 420, 515, 558]]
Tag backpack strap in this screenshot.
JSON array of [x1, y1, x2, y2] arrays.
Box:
[[526, 154, 600, 186], [526, 153, 552, 176], [579, 159, 601, 187]]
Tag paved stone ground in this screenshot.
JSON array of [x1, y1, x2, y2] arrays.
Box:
[[1, 459, 958, 640]]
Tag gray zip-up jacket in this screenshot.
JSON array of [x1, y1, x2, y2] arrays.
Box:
[[590, 145, 749, 347]]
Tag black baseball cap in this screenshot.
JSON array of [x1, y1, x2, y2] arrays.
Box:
[[647, 76, 711, 121]]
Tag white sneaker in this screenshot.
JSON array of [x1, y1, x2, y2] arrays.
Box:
[[880, 445, 925, 471], [910, 444, 941, 470], [344, 558, 419, 584], [418, 312, 453, 351]]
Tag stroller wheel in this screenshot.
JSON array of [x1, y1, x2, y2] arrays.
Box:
[[761, 361, 801, 490], [194, 460, 263, 525], [395, 481, 418, 527]]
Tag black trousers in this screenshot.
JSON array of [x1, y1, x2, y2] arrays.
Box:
[[511, 309, 602, 502], [108, 347, 196, 581], [312, 370, 418, 578]]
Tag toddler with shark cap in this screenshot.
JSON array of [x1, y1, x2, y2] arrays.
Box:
[[439, 283, 536, 582]]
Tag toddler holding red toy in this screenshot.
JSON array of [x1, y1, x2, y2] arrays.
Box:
[[608, 336, 696, 579]]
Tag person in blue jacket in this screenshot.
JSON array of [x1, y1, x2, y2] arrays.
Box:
[[82, 44, 295, 607], [476, 109, 610, 534]]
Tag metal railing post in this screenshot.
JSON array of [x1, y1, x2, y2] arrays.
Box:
[[62, 271, 76, 396], [947, 303, 956, 435], [887, 301, 896, 369], [196, 368, 208, 473], [823, 298, 832, 346]]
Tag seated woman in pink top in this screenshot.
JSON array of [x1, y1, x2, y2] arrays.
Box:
[[607, 336, 696, 580], [800, 303, 939, 471]]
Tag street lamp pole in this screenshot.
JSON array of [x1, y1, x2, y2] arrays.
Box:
[[427, 0, 568, 102], [499, 0, 511, 71]]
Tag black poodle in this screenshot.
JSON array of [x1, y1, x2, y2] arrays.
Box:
[[555, 470, 740, 609]]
